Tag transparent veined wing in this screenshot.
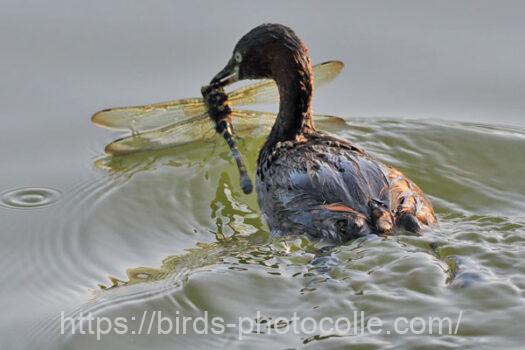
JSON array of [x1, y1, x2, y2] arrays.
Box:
[[91, 61, 344, 133], [104, 108, 347, 155], [104, 113, 214, 155], [231, 110, 347, 133], [92, 98, 207, 132], [103, 111, 265, 156], [227, 60, 344, 106], [107, 110, 276, 155]]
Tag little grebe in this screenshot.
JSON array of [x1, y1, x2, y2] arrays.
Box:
[[205, 24, 436, 243]]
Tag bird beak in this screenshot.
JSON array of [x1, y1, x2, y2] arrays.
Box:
[[210, 59, 239, 88]]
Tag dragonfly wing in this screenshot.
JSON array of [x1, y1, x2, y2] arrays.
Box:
[[104, 109, 346, 155], [311, 114, 347, 128], [312, 60, 345, 89], [230, 110, 346, 134], [227, 60, 344, 107], [104, 113, 214, 155], [230, 110, 277, 132], [92, 61, 342, 132], [92, 98, 207, 133]]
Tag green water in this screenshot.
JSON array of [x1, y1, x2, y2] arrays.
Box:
[[2, 118, 524, 349]]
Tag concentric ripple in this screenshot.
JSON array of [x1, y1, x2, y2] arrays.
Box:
[[0, 187, 61, 209]]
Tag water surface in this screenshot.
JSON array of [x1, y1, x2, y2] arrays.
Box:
[[2, 117, 524, 349]]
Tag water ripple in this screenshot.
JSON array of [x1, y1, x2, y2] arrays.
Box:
[[12, 118, 525, 349], [0, 187, 61, 209]]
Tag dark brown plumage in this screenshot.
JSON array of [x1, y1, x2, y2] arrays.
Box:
[[204, 23, 436, 243]]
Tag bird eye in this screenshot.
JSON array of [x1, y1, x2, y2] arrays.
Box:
[[234, 52, 243, 63]]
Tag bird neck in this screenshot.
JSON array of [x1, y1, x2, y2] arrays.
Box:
[[267, 57, 315, 144]]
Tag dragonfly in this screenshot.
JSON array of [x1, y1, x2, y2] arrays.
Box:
[[92, 60, 345, 156]]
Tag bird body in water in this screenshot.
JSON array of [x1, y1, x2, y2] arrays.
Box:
[[205, 24, 436, 243]]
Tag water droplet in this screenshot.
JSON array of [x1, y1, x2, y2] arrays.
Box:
[[0, 187, 61, 209]]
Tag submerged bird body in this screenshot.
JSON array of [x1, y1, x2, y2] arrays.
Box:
[[207, 24, 436, 243], [256, 132, 435, 243]]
